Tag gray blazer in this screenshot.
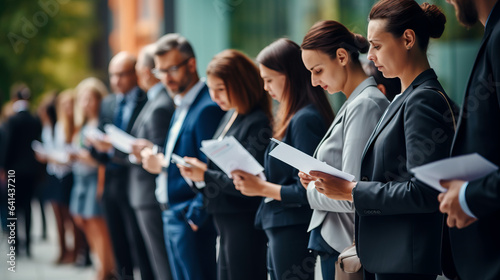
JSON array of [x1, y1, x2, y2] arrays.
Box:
[[306, 77, 389, 252]]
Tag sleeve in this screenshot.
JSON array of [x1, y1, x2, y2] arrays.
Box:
[[354, 90, 454, 216], [280, 109, 326, 206], [186, 103, 225, 225], [307, 96, 386, 213], [458, 182, 477, 218], [464, 33, 500, 218]]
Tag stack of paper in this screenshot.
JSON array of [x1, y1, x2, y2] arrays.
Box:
[[104, 124, 137, 154], [200, 136, 264, 178], [410, 153, 498, 192]]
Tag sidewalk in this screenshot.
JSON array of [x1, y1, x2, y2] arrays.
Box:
[[0, 201, 94, 280]]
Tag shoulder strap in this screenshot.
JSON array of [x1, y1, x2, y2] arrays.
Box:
[[424, 86, 456, 131]]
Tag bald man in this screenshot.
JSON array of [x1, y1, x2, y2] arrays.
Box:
[[89, 52, 153, 280]]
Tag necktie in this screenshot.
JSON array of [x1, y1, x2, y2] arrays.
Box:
[[114, 98, 127, 130]]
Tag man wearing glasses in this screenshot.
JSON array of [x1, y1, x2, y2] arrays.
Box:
[[141, 34, 224, 280]]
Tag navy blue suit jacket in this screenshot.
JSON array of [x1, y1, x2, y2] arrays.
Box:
[[353, 69, 457, 275], [448, 3, 500, 280], [255, 104, 328, 230], [165, 84, 225, 226]]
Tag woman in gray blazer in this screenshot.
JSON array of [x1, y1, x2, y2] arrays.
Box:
[[299, 20, 389, 280], [310, 1, 458, 279]]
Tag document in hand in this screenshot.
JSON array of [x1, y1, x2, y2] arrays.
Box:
[[103, 124, 136, 154], [31, 140, 70, 164], [268, 138, 355, 182], [200, 136, 264, 178], [410, 153, 498, 192]]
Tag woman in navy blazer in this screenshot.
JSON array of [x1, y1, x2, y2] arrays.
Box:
[[310, 1, 458, 279], [232, 38, 334, 280], [178, 49, 272, 280]]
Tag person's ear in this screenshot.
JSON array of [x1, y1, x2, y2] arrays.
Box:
[[187, 57, 197, 73], [376, 84, 387, 95], [336, 48, 349, 67], [402, 29, 416, 51]]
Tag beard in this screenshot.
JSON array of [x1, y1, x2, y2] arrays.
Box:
[[453, 0, 479, 27]]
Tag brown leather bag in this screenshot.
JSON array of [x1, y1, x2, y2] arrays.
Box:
[[335, 244, 363, 280]]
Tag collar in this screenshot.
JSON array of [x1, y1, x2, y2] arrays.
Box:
[[12, 100, 29, 113], [486, 1, 500, 32], [405, 68, 438, 93], [346, 76, 377, 102], [148, 82, 164, 100], [116, 86, 139, 104], [173, 78, 205, 108]]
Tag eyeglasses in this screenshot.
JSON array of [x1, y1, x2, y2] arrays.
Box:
[[151, 57, 192, 78]]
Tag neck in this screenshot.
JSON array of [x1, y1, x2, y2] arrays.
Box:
[[478, 0, 497, 26], [399, 52, 431, 92], [343, 64, 369, 99], [178, 74, 200, 97]]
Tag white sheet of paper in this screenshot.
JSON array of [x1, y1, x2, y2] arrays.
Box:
[[268, 138, 355, 182], [31, 140, 70, 164], [104, 124, 136, 154], [84, 126, 105, 141], [410, 153, 498, 192], [200, 136, 264, 178]]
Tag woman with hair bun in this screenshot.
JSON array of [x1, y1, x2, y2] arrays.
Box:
[[312, 1, 458, 279], [298, 20, 389, 280]]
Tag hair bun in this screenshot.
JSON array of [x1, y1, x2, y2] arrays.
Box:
[[421, 2, 446, 38], [353, 33, 369, 53]]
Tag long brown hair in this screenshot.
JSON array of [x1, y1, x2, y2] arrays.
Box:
[[369, 0, 446, 51], [206, 49, 272, 121], [257, 38, 334, 139]]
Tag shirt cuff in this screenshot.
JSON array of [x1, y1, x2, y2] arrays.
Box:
[[458, 182, 477, 218]]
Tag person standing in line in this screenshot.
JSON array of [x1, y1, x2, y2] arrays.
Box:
[[231, 38, 334, 280], [298, 20, 389, 279], [128, 43, 175, 280], [141, 33, 225, 280], [88, 52, 153, 280], [310, 1, 458, 279], [438, 1, 500, 280], [70, 77, 115, 280], [177, 49, 271, 280]]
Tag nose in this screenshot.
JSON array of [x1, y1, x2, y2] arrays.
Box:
[[311, 74, 319, 87], [263, 81, 270, 92], [367, 47, 376, 61]]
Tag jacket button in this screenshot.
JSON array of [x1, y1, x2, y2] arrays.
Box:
[[361, 176, 369, 181]]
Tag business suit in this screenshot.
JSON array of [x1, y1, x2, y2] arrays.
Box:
[[201, 108, 271, 280], [0, 107, 42, 256], [306, 77, 389, 279], [93, 87, 153, 280], [129, 84, 174, 280], [447, 4, 500, 280], [161, 82, 225, 280], [255, 103, 327, 280], [352, 69, 457, 278]]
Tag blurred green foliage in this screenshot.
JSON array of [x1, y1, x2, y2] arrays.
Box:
[[0, 0, 100, 107]]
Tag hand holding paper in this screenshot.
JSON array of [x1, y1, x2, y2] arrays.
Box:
[[104, 124, 137, 154]]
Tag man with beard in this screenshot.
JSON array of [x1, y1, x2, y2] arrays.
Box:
[[439, 1, 500, 279], [141, 34, 224, 280]]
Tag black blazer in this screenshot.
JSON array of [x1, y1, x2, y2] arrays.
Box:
[[128, 86, 175, 208], [202, 108, 272, 214], [353, 69, 457, 275], [448, 4, 500, 280], [92, 87, 147, 167], [1, 110, 42, 177], [255, 104, 328, 230]]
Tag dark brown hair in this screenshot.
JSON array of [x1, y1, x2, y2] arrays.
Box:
[[206, 49, 272, 121], [301, 20, 369, 63], [257, 38, 334, 139], [369, 0, 446, 51]]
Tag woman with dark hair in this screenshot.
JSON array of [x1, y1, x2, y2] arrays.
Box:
[[177, 49, 271, 280], [312, 1, 458, 279], [298, 20, 389, 280], [231, 38, 334, 280]]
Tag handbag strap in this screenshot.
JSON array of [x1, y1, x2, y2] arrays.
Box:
[[424, 86, 456, 131]]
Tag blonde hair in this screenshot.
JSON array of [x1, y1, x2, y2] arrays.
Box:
[[56, 89, 76, 144], [74, 77, 108, 128]]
